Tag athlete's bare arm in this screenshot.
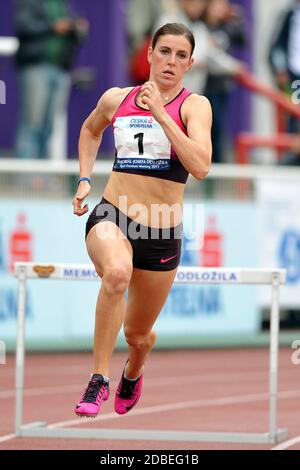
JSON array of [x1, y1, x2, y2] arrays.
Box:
[[72, 87, 133, 216], [140, 82, 212, 180], [78, 87, 132, 182]]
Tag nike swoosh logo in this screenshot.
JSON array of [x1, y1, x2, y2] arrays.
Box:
[[125, 395, 139, 412], [160, 255, 178, 264]]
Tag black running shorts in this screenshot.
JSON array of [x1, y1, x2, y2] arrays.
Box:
[[85, 197, 182, 271]]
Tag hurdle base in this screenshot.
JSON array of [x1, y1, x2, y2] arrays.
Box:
[[18, 423, 288, 444]]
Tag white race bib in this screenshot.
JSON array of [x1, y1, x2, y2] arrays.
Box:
[[113, 116, 171, 171]]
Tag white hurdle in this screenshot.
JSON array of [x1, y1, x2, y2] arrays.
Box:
[[14, 262, 288, 444]]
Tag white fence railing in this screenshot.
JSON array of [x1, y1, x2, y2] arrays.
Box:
[[1, 160, 300, 180]]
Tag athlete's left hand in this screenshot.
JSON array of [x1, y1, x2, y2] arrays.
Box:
[[140, 82, 168, 122], [72, 180, 90, 216]]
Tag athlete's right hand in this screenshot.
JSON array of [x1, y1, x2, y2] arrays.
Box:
[[72, 181, 91, 216]]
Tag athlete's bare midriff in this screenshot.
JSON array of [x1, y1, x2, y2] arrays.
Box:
[[103, 172, 185, 228]]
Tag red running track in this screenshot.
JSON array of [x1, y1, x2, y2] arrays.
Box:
[[0, 348, 299, 450]]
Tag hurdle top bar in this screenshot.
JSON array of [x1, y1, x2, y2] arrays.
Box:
[[14, 263, 286, 285]]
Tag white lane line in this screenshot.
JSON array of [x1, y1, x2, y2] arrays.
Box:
[[1, 392, 266, 442], [2, 390, 299, 442], [2, 391, 270, 441], [0, 373, 257, 399], [0, 383, 90, 399], [49, 389, 300, 429], [272, 435, 300, 451], [0, 434, 16, 444], [1, 369, 293, 400], [1, 362, 291, 379], [0, 365, 90, 378]]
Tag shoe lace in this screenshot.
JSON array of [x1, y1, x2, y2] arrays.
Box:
[[83, 379, 106, 403], [119, 377, 137, 399]]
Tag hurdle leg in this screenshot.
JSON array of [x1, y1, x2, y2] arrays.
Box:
[[268, 272, 280, 442], [15, 268, 27, 436]]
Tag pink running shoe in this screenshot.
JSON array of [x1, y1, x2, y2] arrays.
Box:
[[75, 374, 109, 417], [114, 366, 143, 415]]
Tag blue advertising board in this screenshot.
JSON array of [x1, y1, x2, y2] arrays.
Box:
[[0, 199, 259, 348]]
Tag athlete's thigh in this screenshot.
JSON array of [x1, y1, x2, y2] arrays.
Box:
[[124, 267, 177, 333], [86, 221, 133, 277]]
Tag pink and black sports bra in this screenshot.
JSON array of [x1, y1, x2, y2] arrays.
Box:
[[111, 86, 192, 184]]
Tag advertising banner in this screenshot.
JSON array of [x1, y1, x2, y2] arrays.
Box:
[[257, 180, 300, 308], [0, 199, 259, 348]]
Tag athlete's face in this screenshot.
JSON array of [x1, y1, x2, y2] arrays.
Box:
[[148, 35, 194, 86]]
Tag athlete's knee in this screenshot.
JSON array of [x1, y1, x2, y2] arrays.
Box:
[[124, 326, 150, 348], [93, 264, 103, 278], [102, 263, 132, 295]]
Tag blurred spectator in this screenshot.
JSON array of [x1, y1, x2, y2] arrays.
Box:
[[269, 0, 300, 97], [14, 0, 89, 159], [269, 0, 300, 165], [203, 0, 247, 163], [126, 0, 178, 83], [154, 0, 244, 97]]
